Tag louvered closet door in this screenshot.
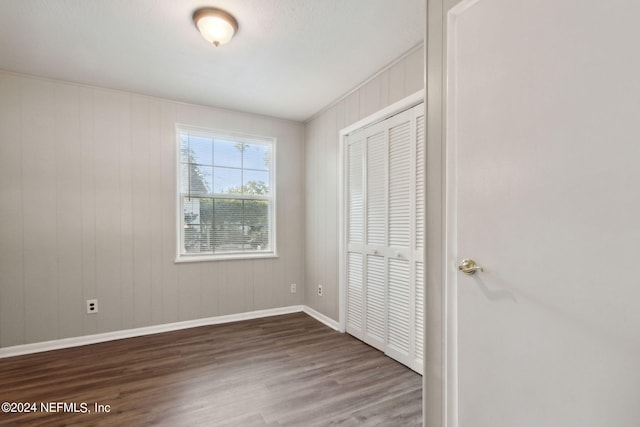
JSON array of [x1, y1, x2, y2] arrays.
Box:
[[414, 106, 425, 371], [344, 102, 425, 374], [385, 104, 425, 374], [363, 122, 388, 350], [346, 133, 365, 339], [385, 110, 415, 369]]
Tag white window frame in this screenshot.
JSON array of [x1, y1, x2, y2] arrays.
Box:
[[175, 124, 277, 263]]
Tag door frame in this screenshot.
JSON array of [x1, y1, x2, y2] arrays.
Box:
[[425, 0, 465, 426], [337, 90, 425, 334]]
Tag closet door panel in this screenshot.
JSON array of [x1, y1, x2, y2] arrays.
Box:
[[388, 119, 412, 250], [346, 137, 364, 337], [364, 254, 386, 350], [415, 260, 424, 364], [346, 252, 364, 337], [366, 130, 386, 249], [387, 257, 411, 359], [415, 111, 425, 253], [347, 140, 364, 249], [413, 107, 426, 372]]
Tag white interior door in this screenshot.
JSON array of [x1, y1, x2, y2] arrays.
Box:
[[447, 0, 640, 425]]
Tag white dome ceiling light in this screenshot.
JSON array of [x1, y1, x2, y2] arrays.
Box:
[[193, 7, 238, 47]]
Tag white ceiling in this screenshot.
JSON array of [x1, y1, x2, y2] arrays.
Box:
[[0, 0, 425, 122]]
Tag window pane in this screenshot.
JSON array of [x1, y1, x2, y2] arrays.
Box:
[[244, 200, 269, 250], [183, 198, 200, 253], [180, 136, 189, 162], [181, 135, 213, 166], [243, 143, 270, 171], [199, 198, 214, 226], [183, 198, 215, 253], [184, 225, 202, 253], [214, 139, 242, 168], [181, 164, 212, 195], [184, 198, 201, 225], [213, 198, 245, 252], [242, 170, 270, 195], [213, 167, 242, 194]]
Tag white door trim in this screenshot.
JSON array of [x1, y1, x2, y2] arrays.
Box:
[[340, 91, 425, 137], [426, 0, 465, 426], [443, 2, 483, 425]]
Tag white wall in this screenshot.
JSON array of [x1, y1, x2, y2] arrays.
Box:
[[304, 45, 424, 320], [0, 71, 305, 348]]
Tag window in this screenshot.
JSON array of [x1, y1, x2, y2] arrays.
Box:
[[176, 125, 276, 262]]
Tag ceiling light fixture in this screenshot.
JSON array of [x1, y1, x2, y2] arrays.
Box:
[[193, 7, 238, 47]]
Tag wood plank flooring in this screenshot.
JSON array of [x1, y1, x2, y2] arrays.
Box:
[[0, 313, 422, 426]]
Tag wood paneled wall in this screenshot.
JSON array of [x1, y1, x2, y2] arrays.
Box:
[[0, 72, 305, 348], [304, 44, 424, 321]]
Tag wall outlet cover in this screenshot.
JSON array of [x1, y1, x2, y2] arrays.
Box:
[[86, 299, 98, 314]]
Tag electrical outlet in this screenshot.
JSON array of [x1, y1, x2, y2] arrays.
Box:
[[317, 284, 323, 297], [290, 283, 297, 293], [86, 299, 98, 314]]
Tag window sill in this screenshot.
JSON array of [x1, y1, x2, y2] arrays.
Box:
[[174, 252, 279, 263]]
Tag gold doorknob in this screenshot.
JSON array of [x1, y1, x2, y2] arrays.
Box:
[[458, 259, 484, 275]]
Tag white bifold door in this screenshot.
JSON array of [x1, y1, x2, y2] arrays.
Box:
[[345, 103, 424, 374]]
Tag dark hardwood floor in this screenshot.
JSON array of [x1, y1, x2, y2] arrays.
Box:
[[0, 313, 422, 426]]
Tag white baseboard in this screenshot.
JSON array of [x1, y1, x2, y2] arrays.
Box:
[[0, 305, 305, 359], [302, 305, 341, 331], [0, 305, 345, 359]]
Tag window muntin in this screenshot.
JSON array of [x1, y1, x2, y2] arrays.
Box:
[[177, 126, 276, 261]]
